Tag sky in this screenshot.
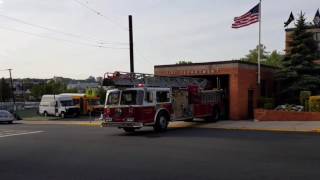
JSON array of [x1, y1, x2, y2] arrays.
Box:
[[0, 0, 319, 79]]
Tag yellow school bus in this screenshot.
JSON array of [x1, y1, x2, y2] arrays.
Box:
[[60, 93, 104, 115]]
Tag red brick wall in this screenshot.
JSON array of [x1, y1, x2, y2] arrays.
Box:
[[255, 109, 320, 121]]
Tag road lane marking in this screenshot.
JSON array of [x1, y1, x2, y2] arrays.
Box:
[[0, 131, 44, 138]]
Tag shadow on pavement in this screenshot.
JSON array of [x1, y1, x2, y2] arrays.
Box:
[[114, 121, 320, 140]]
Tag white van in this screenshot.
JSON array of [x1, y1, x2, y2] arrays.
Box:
[[39, 95, 80, 118]]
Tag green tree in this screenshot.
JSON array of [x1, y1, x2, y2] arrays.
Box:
[[65, 88, 78, 93], [176, 60, 192, 65], [30, 84, 43, 100], [0, 78, 11, 102], [242, 44, 269, 63], [276, 12, 320, 103], [96, 87, 106, 104], [265, 50, 283, 67], [242, 45, 284, 67], [30, 80, 72, 100], [86, 87, 106, 104]]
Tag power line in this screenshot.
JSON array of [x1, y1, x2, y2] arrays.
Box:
[[0, 14, 128, 46], [73, 0, 128, 31], [0, 26, 129, 50], [135, 47, 154, 66]]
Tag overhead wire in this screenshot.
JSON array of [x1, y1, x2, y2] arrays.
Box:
[[0, 26, 129, 50], [135, 47, 154, 66], [73, 0, 155, 68], [0, 14, 128, 46], [73, 0, 128, 31]]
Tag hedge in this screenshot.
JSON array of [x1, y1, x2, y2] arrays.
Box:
[[309, 96, 320, 112]]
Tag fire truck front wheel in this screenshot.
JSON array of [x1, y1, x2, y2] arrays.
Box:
[[154, 112, 169, 132]]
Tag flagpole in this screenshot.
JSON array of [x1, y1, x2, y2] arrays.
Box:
[[257, 0, 262, 85]]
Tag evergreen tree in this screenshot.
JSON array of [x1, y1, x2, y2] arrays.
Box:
[[276, 12, 320, 103]]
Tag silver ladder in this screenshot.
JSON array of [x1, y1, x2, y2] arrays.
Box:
[[103, 71, 207, 89]]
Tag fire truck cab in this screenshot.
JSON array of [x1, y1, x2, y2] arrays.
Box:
[[102, 87, 173, 132]]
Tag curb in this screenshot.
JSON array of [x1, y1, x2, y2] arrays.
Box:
[[208, 127, 320, 134]]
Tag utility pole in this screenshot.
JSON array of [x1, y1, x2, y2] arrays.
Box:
[[129, 15, 134, 73], [7, 69, 16, 112]]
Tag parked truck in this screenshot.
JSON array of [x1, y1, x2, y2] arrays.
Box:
[[39, 95, 80, 118], [101, 71, 225, 132]]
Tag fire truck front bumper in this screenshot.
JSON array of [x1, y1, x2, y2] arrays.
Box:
[[101, 121, 144, 128]]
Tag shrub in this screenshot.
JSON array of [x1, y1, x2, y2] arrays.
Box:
[[263, 103, 274, 110], [258, 97, 275, 109], [300, 91, 311, 111], [309, 96, 320, 112]]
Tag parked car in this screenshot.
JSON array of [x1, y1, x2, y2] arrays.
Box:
[[0, 110, 15, 124]]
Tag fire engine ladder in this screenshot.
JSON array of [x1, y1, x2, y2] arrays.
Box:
[[103, 71, 208, 89]]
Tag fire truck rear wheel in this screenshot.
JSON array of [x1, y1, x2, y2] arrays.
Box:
[[212, 108, 220, 122], [123, 127, 135, 133], [154, 112, 169, 132], [206, 108, 220, 122]]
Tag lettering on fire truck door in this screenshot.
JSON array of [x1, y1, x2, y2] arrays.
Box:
[[140, 106, 156, 123]]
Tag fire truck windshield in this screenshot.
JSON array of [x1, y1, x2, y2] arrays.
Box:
[[120, 90, 144, 105], [106, 91, 120, 105]]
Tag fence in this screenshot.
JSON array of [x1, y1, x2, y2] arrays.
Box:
[[0, 102, 39, 111]]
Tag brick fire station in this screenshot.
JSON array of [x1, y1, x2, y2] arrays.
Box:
[[154, 25, 320, 120], [154, 60, 276, 120]]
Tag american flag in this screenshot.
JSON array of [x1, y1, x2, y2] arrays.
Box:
[[232, 3, 260, 29]]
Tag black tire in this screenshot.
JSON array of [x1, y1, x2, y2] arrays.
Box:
[[123, 127, 135, 133], [8, 121, 13, 124], [44, 111, 48, 117], [206, 108, 220, 122], [60, 112, 65, 119], [154, 111, 169, 132], [184, 118, 194, 122], [212, 108, 220, 122]]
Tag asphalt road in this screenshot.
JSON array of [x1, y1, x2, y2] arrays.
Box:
[[1, 122, 320, 180]]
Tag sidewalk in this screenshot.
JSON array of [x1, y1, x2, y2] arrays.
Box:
[[170, 120, 320, 133], [21, 119, 320, 133]]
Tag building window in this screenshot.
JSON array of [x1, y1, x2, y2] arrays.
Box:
[[156, 91, 170, 103]]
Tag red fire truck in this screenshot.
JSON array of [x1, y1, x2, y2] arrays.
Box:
[[101, 71, 225, 132]]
